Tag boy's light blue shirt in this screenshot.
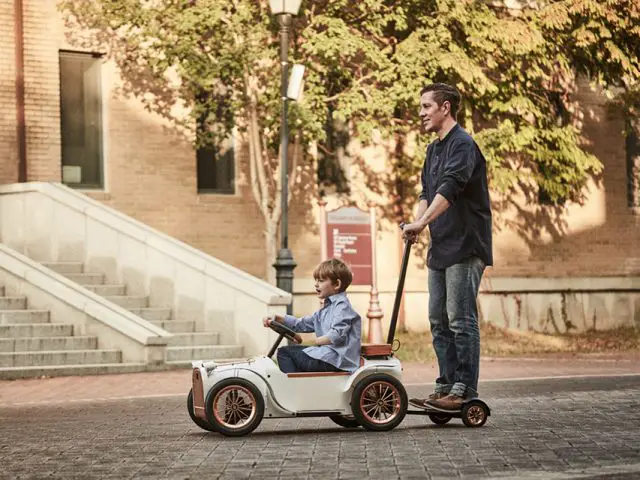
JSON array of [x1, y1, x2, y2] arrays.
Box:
[[283, 292, 361, 372]]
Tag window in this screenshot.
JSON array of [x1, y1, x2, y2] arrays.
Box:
[[196, 125, 235, 194], [59, 51, 104, 189], [626, 122, 640, 208]]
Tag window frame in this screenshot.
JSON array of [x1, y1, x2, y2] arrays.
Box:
[[58, 50, 106, 190]]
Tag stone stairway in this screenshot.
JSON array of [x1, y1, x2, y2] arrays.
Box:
[[0, 284, 127, 379], [0, 263, 244, 379], [43, 261, 244, 367]]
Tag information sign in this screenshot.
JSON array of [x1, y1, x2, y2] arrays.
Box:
[[325, 206, 372, 286]]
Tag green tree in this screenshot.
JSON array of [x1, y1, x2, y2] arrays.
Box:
[[59, 0, 393, 281], [385, 0, 637, 208], [58, 0, 639, 279]]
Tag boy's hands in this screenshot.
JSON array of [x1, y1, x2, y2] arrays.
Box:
[[262, 315, 303, 344], [262, 314, 283, 328]]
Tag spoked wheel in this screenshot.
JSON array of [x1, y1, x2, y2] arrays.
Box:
[[187, 389, 216, 432], [205, 378, 264, 436], [428, 413, 452, 425], [351, 374, 407, 431], [329, 414, 360, 428], [462, 400, 489, 428]]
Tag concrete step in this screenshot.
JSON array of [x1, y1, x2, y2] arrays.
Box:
[[105, 296, 148, 308], [0, 297, 27, 310], [166, 345, 244, 362], [83, 285, 126, 296], [129, 308, 172, 321], [0, 310, 49, 324], [0, 363, 154, 380], [149, 320, 195, 333], [42, 262, 83, 274], [166, 332, 220, 346], [62, 273, 105, 285], [0, 349, 121, 368], [0, 323, 73, 338], [0, 336, 97, 353]]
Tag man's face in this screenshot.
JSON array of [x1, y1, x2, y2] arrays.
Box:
[[419, 91, 449, 133]]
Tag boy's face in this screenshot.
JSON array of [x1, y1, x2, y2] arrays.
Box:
[[314, 277, 341, 299]]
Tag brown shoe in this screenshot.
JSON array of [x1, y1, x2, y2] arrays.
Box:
[[427, 394, 464, 411], [409, 392, 447, 409]]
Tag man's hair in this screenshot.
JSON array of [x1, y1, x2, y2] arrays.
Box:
[[313, 258, 353, 292], [420, 83, 461, 119]]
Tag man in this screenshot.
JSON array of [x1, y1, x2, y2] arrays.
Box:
[[402, 83, 492, 410]]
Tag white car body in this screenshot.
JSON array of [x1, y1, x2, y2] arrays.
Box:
[[191, 355, 403, 419]]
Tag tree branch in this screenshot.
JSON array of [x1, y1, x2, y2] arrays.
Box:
[[323, 73, 375, 102]]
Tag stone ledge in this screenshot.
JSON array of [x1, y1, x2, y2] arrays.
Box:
[[481, 276, 640, 293], [0, 182, 291, 306], [0, 244, 169, 346]]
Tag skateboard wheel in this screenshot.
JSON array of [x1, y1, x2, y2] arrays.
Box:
[[462, 400, 488, 427], [428, 413, 452, 425]]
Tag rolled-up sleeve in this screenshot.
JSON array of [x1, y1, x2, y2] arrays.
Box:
[[325, 303, 358, 346], [436, 141, 476, 205], [283, 313, 316, 333]]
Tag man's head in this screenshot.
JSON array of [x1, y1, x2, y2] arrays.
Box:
[[313, 258, 353, 299], [419, 83, 461, 135]]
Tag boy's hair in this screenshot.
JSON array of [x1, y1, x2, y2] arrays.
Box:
[[313, 258, 353, 292], [420, 83, 461, 119]]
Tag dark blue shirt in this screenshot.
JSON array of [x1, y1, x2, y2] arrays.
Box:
[[420, 124, 493, 270]]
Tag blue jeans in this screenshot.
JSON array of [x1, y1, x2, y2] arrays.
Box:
[[277, 345, 343, 373], [428, 256, 485, 398]]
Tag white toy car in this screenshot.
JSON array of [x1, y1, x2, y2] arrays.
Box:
[[186, 238, 489, 436], [188, 320, 407, 437]]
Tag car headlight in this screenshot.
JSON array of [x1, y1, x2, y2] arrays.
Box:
[[203, 361, 218, 374]]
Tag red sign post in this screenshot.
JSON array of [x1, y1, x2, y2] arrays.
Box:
[[325, 206, 372, 285], [319, 202, 384, 343]]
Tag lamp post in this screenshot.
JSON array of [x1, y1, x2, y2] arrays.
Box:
[[269, 0, 302, 315]]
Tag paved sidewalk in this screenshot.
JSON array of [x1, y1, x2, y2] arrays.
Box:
[[1, 352, 639, 406], [403, 351, 640, 384]]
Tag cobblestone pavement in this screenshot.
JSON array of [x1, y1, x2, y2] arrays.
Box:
[[1, 375, 639, 479]]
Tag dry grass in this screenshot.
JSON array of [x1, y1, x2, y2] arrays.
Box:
[[394, 324, 640, 363]]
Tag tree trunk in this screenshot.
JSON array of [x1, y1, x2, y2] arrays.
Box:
[[264, 219, 278, 285]]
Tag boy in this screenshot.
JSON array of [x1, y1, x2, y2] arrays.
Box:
[[263, 258, 361, 373]]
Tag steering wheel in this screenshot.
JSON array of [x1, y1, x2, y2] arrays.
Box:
[[268, 319, 303, 344]]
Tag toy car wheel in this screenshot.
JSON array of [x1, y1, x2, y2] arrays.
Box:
[[428, 413, 452, 425], [351, 374, 407, 431], [462, 400, 488, 428], [329, 414, 360, 428], [205, 378, 264, 437], [187, 389, 216, 432]]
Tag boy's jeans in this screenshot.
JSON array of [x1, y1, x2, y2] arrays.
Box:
[[428, 256, 485, 398], [277, 345, 343, 373]]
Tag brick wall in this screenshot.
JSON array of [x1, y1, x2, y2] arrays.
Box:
[[0, 1, 18, 185], [488, 82, 640, 277], [88, 73, 268, 280], [21, 0, 61, 181], [0, 3, 637, 291]]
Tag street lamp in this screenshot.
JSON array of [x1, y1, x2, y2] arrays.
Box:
[[270, 0, 302, 314]]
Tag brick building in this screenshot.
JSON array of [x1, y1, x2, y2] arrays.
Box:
[[1, 1, 639, 334]]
